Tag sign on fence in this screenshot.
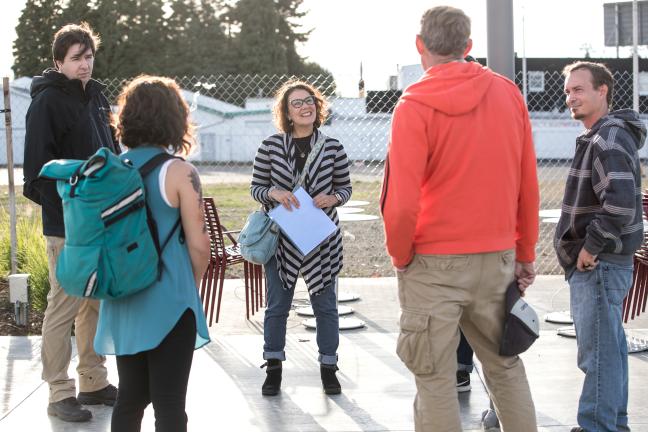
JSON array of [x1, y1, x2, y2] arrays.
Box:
[[604, 1, 648, 46]]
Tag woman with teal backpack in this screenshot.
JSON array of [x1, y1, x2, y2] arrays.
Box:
[[93, 75, 211, 432]]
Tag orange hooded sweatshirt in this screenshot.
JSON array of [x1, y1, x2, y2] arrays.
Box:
[[380, 61, 539, 268]]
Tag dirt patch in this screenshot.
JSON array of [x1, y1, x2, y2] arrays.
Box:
[[0, 279, 44, 336], [339, 218, 393, 277]]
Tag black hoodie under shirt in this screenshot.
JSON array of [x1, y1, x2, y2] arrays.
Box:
[[23, 69, 120, 237]]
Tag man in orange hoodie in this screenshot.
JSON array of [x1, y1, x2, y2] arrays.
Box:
[[380, 6, 539, 431]]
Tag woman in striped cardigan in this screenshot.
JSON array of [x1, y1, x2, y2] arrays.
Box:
[[251, 80, 352, 396]]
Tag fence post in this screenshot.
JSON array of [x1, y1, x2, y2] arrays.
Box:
[[2, 77, 18, 274], [632, 0, 639, 112], [521, 4, 528, 104], [486, 0, 515, 80]]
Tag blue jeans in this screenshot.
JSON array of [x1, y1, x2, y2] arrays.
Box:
[[569, 260, 633, 432], [263, 257, 339, 365], [457, 330, 474, 372]]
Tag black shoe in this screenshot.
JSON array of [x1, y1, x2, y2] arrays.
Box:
[[77, 384, 118, 406], [261, 359, 282, 396], [47, 397, 92, 422], [456, 370, 471, 393], [570, 428, 584, 432], [320, 364, 341, 395]]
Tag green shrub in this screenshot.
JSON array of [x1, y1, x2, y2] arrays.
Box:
[[0, 208, 10, 277], [0, 206, 50, 313], [16, 217, 49, 312]]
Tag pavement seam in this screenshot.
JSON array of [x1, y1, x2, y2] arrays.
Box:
[[0, 379, 47, 422]]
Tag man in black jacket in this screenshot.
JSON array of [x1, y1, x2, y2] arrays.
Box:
[[23, 23, 119, 423], [556, 61, 645, 432]]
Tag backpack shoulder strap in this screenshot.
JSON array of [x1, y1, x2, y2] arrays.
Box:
[[137, 152, 186, 279], [138, 152, 184, 178]]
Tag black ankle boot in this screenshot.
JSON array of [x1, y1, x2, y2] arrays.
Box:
[[320, 364, 341, 395], [261, 359, 282, 396]]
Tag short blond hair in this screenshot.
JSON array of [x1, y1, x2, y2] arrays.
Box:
[[420, 6, 471, 57]]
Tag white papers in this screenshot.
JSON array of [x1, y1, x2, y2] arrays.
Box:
[[268, 187, 337, 256]]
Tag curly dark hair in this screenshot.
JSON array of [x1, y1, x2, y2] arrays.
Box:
[[115, 75, 195, 155], [272, 80, 328, 133]]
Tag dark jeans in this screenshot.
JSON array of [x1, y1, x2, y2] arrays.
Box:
[[457, 330, 474, 372], [111, 309, 196, 432], [263, 257, 339, 364]]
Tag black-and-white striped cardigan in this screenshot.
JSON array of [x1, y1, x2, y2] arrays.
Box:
[[251, 130, 352, 295]]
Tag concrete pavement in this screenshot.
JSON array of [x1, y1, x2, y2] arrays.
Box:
[[1, 276, 647, 431]]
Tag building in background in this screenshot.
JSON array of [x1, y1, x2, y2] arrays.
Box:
[[4, 61, 648, 166]]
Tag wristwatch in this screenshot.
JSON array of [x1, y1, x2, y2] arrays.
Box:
[[334, 193, 342, 205]]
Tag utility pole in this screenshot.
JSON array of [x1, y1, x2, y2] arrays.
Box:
[[632, 0, 639, 111], [487, 0, 515, 80]]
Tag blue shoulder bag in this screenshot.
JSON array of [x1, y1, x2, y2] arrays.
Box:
[[239, 133, 325, 265]]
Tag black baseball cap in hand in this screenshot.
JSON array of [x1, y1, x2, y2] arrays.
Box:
[[500, 279, 540, 356]]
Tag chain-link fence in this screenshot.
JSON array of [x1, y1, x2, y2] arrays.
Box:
[[6, 74, 389, 186], [2, 71, 648, 275]]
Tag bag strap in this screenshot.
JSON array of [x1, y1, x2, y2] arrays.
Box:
[[138, 152, 183, 178], [146, 206, 183, 279], [296, 132, 326, 188], [137, 152, 185, 278]]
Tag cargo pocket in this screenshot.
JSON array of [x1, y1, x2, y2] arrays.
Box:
[[56, 245, 103, 298], [396, 310, 433, 375], [104, 227, 159, 298]]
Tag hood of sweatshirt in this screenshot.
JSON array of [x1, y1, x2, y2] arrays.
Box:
[[587, 109, 647, 151], [401, 61, 495, 116], [30, 68, 104, 99]]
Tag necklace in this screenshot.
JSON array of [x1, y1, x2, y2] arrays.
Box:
[[293, 137, 311, 158]]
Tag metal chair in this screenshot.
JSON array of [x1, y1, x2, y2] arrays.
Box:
[[622, 191, 648, 323], [626, 246, 648, 323], [200, 197, 265, 326]]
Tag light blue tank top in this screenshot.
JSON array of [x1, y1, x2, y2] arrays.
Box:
[[94, 146, 210, 355]]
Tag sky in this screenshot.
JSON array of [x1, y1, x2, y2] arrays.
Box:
[[0, 0, 644, 95]]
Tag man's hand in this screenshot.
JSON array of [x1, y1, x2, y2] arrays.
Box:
[[394, 256, 414, 273], [576, 248, 598, 272], [515, 261, 536, 295]]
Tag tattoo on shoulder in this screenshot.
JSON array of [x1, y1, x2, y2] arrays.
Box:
[[189, 167, 208, 233], [188, 168, 203, 208], [189, 168, 201, 194]]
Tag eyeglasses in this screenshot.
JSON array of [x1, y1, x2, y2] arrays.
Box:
[[289, 95, 316, 108]]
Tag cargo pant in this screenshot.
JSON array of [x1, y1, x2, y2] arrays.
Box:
[[396, 250, 537, 432], [41, 236, 109, 403]]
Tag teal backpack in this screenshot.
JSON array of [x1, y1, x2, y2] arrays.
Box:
[[39, 147, 181, 300]]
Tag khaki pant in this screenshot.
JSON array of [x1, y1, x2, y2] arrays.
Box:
[[41, 236, 109, 403], [396, 250, 537, 432]]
